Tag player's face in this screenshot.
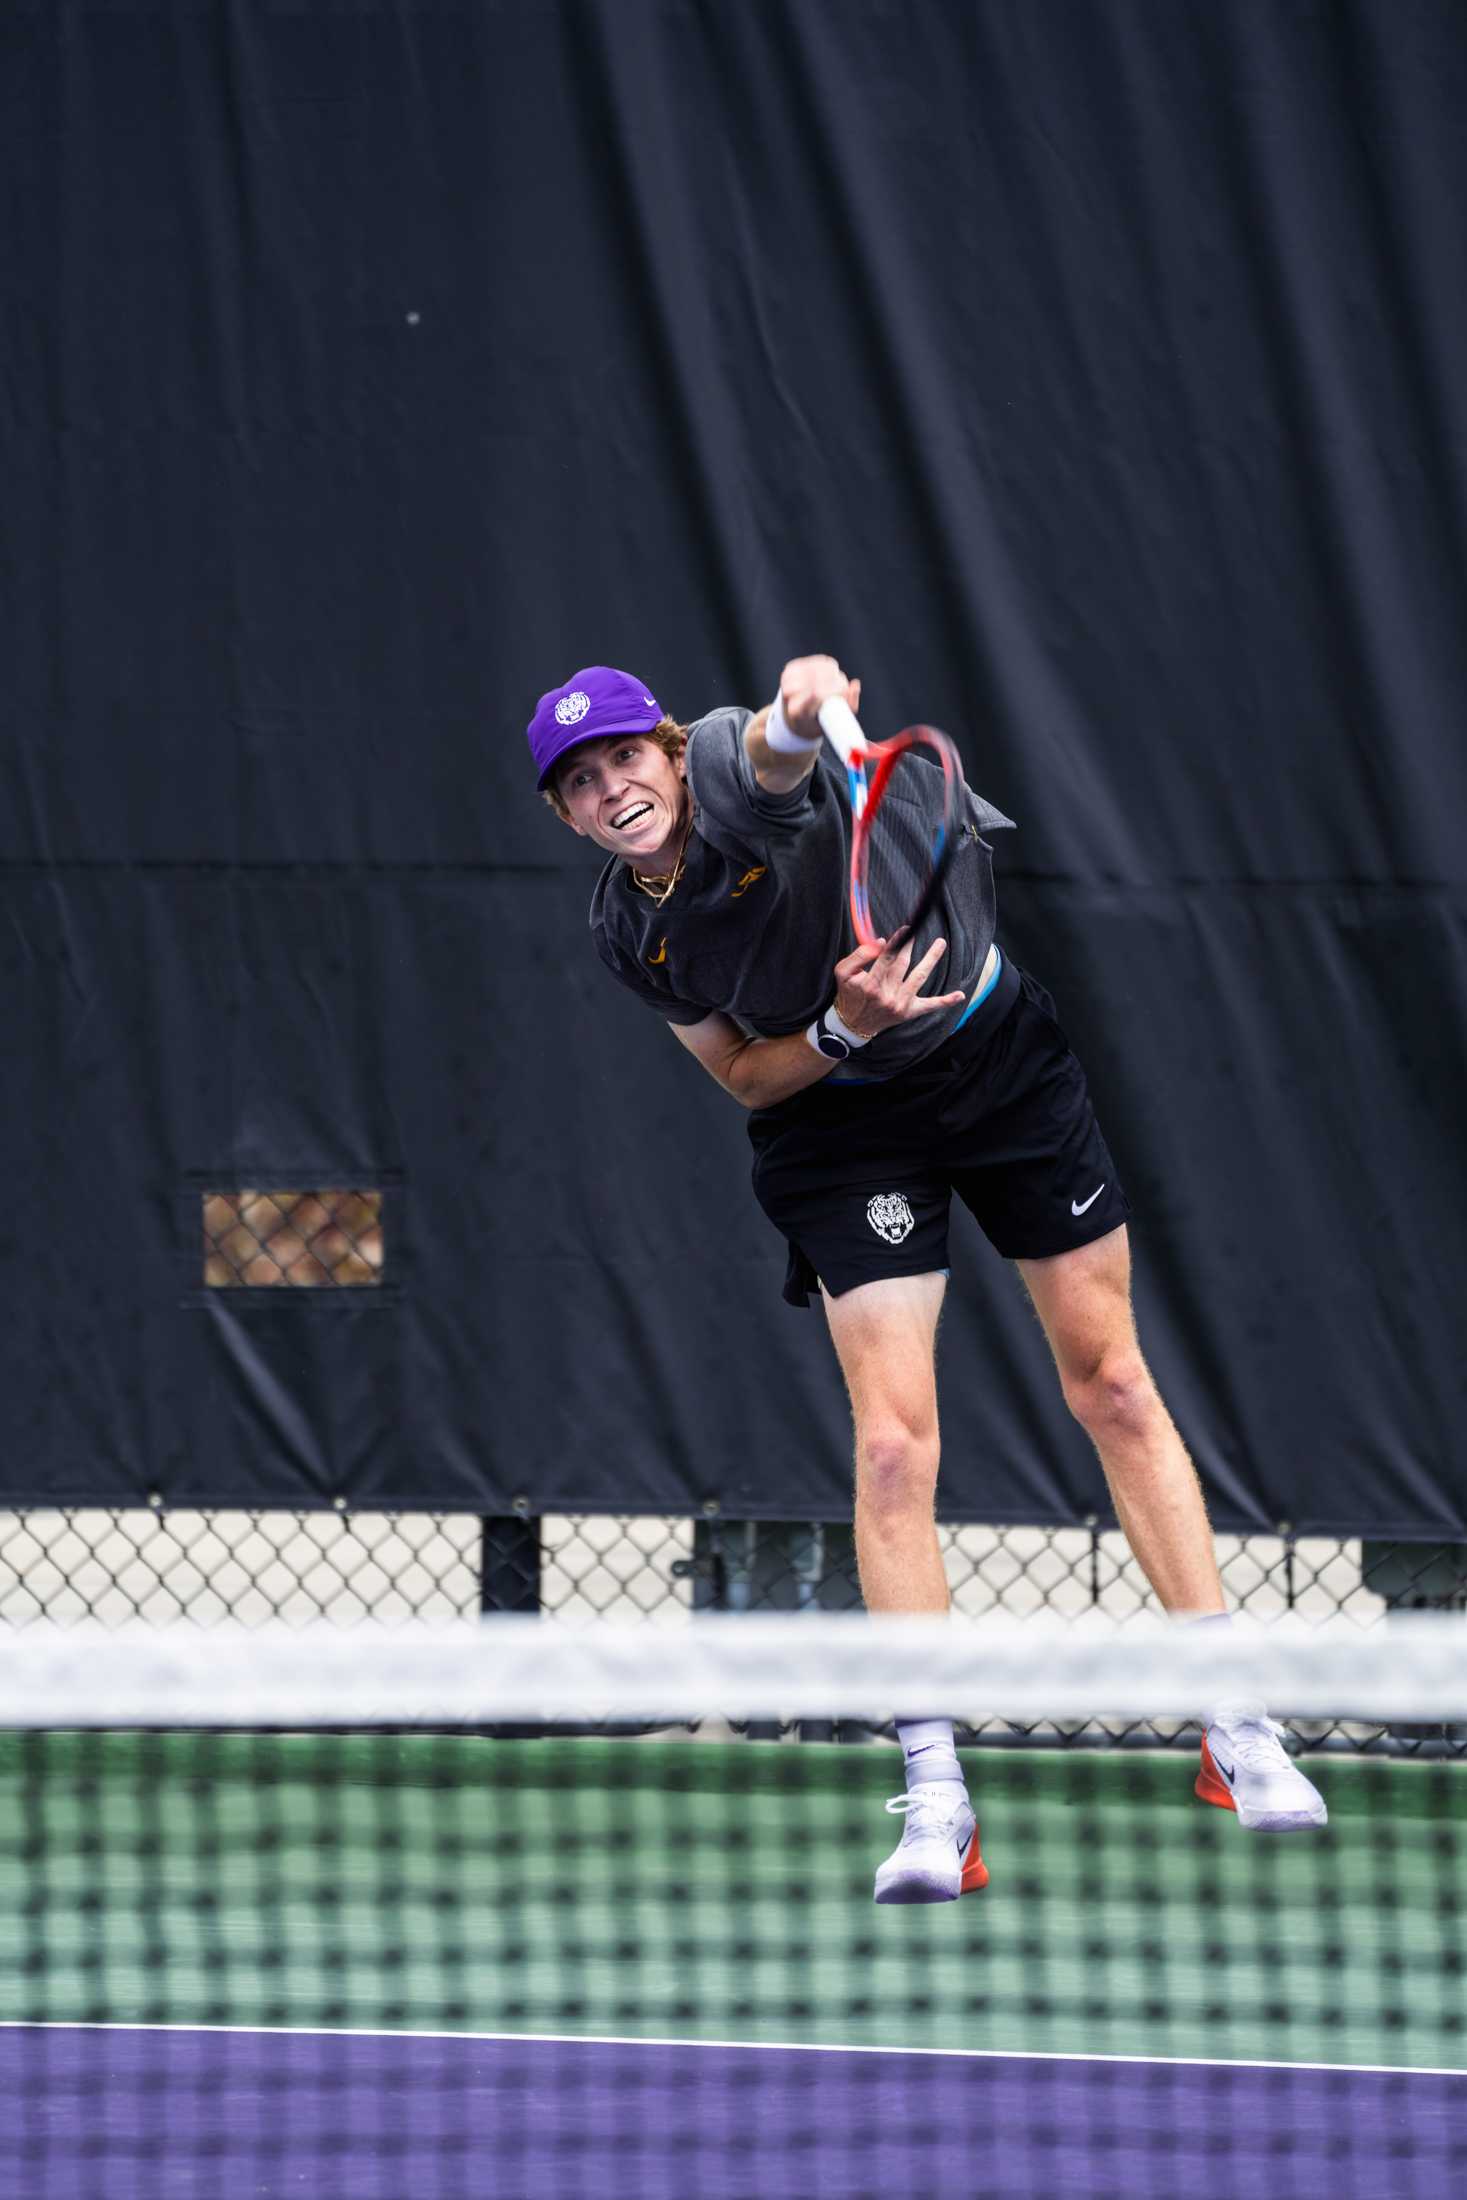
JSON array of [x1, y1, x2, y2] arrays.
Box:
[[557, 737, 690, 870]]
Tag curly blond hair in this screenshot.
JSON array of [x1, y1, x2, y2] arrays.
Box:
[[541, 718, 689, 823]]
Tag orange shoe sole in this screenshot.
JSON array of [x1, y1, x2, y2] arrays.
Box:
[[1195, 1733, 1240, 1813], [959, 1829, 989, 1893]]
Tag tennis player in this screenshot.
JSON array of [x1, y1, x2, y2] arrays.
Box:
[[529, 657, 1326, 1902]]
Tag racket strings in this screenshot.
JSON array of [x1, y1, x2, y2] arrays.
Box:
[[851, 739, 962, 952]]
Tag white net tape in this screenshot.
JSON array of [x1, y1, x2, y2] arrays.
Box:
[[4, 1612, 1465, 1728]]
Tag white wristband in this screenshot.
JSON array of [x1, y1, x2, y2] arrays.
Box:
[[763, 694, 823, 755], [824, 1004, 871, 1048]]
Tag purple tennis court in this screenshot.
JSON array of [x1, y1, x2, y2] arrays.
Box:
[[4, 2025, 1465, 2200]]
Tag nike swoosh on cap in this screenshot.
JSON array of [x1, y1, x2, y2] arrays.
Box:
[[1071, 1184, 1106, 1216]]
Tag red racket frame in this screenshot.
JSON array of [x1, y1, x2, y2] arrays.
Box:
[[846, 724, 965, 950]]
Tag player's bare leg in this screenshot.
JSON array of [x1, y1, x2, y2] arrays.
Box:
[[822, 1273, 986, 1901], [821, 1272, 950, 1616], [1016, 1226, 1225, 1615], [1019, 1227, 1325, 1829]]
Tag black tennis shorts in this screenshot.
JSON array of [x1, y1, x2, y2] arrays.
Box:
[[747, 956, 1131, 1307]]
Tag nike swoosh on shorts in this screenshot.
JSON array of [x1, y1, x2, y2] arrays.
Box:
[[1071, 1184, 1106, 1216]]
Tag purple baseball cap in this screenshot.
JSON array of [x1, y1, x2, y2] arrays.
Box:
[[527, 666, 665, 790]]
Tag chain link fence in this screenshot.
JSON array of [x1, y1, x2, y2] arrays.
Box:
[[2, 1506, 1463, 1753], [202, 1189, 384, 1289]]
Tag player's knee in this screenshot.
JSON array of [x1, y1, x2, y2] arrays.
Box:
[[1063, 1347, 1155, 1443], [855, 1419, 939, 1523]]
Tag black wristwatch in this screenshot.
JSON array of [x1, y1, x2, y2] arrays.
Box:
[[805, 1006, 871, 1062]]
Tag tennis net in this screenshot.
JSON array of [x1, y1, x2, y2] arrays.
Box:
[[2, 1614, 1464, 2197]]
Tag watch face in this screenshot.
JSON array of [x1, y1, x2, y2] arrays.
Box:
[[816, 1030, 851, 1060]]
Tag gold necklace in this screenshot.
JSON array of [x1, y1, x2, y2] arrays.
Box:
[[631, 857, 685, 909], [630, 804, 695, 909]]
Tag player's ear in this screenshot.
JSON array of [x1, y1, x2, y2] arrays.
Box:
[[544, 784, 586, 833], [848, 677, 862, 716]]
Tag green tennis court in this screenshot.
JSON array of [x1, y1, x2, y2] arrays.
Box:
[[4, 1731, 1463, 2072]]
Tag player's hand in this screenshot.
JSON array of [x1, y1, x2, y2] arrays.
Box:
[[831, 934, 968, 1038], [778, 656, 861, 737]]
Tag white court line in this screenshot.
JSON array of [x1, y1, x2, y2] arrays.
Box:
[[1, 2020, 1463, 2081]]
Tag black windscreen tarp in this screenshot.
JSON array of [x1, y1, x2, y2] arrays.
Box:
[[2, 3, 1463, 1534]]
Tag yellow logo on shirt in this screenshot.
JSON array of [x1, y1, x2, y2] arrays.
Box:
[[647, 937, 668, 965], [731, 866, 767, 900]]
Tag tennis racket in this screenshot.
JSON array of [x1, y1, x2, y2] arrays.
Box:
[[817, 696, 966, 951]]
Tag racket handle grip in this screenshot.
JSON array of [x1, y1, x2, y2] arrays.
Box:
[[818, 695, 868, 766]]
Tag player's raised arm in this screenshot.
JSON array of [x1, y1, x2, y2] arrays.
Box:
[[745, 656, 862, 795]]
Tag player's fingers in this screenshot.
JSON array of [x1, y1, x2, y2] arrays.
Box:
[[784, 654, 844, 701], [834, 940, 885, 981], [904, 989, 969, 1019], [901, 938, 948, 988]]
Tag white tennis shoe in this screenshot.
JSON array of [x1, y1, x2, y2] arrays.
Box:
[[1197, 1711, 1328, 1831], [873, 1783, 988, 1904]]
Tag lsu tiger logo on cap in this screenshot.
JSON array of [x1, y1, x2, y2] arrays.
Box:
[[554, 691, 591, 726], [867, 1193, 915, 1244]]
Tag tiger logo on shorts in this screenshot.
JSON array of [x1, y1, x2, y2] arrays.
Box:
[[866, 1192, 915, 1245]]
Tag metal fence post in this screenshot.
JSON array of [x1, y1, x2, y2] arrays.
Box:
[[479, 1507, 542, 1614]]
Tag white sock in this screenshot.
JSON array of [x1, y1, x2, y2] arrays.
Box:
[[897, 1718, 964, 1790], [1182, 1612, 1266, 1725], [1185, 1615, 1230, 1714]]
